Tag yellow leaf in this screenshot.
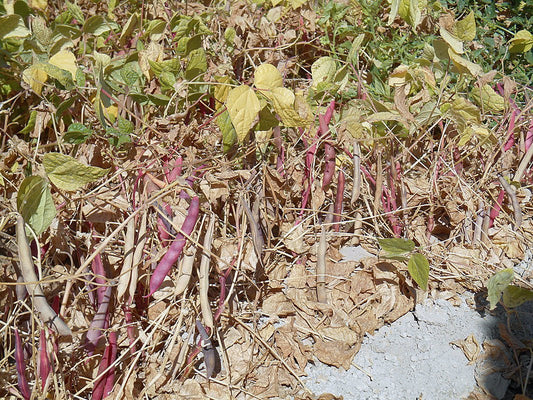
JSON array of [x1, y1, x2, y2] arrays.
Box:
[[226, 85, 260, 143], [448, 49, 482, 77], [29, 0, 47, 10], [270, 87, 312, 127], [49, 50, 78, 79], [254, 63, 283, 92], [214, 76, 231, 111], [388, 64, 409, 87], [311, 56, 336, 89], [455, 11, 476, 41], [509, 30, 533, 53], [138, 41, 164, 80], [471, 84, 505, 112], [22, 65, 48, 95], [440, 26, 463, 54]]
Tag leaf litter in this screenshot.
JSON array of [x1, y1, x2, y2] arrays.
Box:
[[0, 0, 533, 399]]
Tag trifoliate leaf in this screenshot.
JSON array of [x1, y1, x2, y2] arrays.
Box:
[[43, 153, 109, 191]]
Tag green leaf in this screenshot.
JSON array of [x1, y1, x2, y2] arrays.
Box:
[[43, 153, 109, 191], [83, 15, 117, 36], [120, 62, 140, 86], [0, 15, 31, 39], [64, 123, 92, 144], [185, 48, 207, 81], [217, 109, 237, 153], [119, 12, 139, 45], [117, 116, 134, 135], [455, 11, 476, 41], [17, 176, 56, 236], [145, 19, 166, 41], [378, 238, 415, 258], [502, 285, 533, 308], [106, 127, 131, 147], [347, 33, 365, 64], [254, 63, 283, 91], [486, 268, 514, 310], [226, 85, 260, 143], [66, 1, 85, 24], [408, 253, 429, 290], [509, 30, 533, 53], [470, 84, 505, 113]]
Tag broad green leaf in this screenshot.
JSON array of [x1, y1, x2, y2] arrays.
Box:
[[37, 62, 74, 89], [311, 57, 336, 89], [145, 19, 166, 41], [32, 16, 52, 46], [254, 63, 283, 91], [17, 176, 56, 236], [66, 1, 85, 24], [347, 33, 365, 64], [502, 285, 533, 308], [470, 84, 505, 113], [440, 26, 463, 54], [448, 49, 483, 77], [486, 268, 514, 310], [455, 11, 476, 41], [64, 123, 92, 144], [120, 62, 140, 87], [217, 109, 237, 153], [378, 238, 415, 255], [226, 85, 260, 143], [83, 15, 117, 36], [43, 153, 109, 191], [119, 12, 139, 45], [49, 50, 78, 80], [22, 65, 48, 95], [509, 30, 533, 53], [270, 87, 312, 128], [408, 253, 429, 290], [106, 127, 131, 147], [117, 116, 134, 134], [433, 38, 450, 61], [185, 48, 207, 81], [0, 15, 31, 39]]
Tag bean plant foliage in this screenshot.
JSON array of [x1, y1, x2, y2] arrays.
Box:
[[1, 0, 532, 398]]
